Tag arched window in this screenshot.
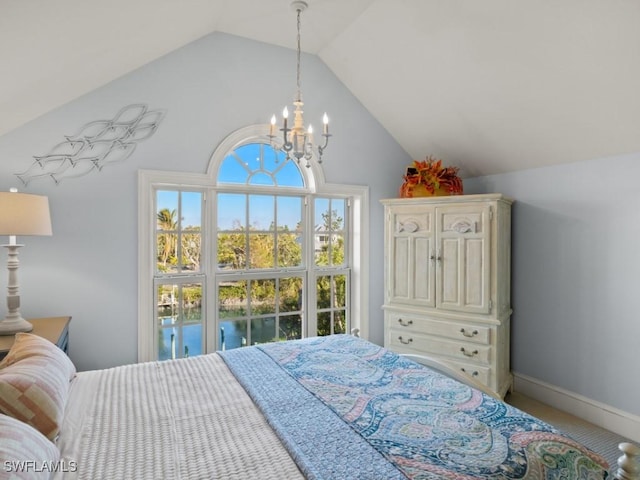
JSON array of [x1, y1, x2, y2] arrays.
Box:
[[137, 125, 369, 362], [218, 143, 304, 187]]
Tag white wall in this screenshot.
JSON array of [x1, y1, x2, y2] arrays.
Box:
[[0, 33, 410, 371], [466, 152, 640, 417]]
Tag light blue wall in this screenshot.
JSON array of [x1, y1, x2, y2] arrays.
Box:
[[465, 152, 640, 416], [0, 33, 410, 371]]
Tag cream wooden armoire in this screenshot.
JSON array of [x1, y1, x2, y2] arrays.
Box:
[[381, 194, 513, 397]]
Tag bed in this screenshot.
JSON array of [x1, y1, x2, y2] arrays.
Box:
[[1, 332, 638, 480]]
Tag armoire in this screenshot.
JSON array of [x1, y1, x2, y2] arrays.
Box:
[[381, 193, 513, 397]]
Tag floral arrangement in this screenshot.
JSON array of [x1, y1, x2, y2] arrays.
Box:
[[399, 156, 463, 197]]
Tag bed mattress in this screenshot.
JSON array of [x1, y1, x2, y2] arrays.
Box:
[[54, 353, 304, 480], [53, 335, 609, 479]]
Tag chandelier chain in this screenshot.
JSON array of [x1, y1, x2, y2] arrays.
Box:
[[296, 7, 302, 101]]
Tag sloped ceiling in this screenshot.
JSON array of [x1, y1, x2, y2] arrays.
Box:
[[2, 0, 639, 177]]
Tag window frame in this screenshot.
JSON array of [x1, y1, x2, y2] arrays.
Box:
[[137, 124, 369, 362]]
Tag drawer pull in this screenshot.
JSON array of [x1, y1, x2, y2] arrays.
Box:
[[460, 328, 479, 338], [398, 336, 413, 345], [460, 347, 479, 357], [397, 318, 413, 327], [461, 368, 479, 377]]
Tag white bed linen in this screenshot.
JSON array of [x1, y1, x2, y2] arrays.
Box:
[[54, 353, 304, 480]]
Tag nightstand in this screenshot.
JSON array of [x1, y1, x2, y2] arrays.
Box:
[[0, 316, 71, 361]]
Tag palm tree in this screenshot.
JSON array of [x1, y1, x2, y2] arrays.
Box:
[[157, 208, 177, 269]]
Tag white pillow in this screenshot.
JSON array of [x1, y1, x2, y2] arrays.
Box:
[[0, 413, 60, 479]]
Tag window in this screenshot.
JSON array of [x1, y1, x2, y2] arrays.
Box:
[[138, 124, 369, 362], [216, 190, 306, 349], [154, 190, 204, 360], [314, 198, 349, 336]]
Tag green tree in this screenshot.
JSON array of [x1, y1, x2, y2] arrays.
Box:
[[216, 206, 345, 341], [315, 208, 346, 336], [315, 209, 344, 267], [157, 208, 177, 270], [182, 227, 201, 271]]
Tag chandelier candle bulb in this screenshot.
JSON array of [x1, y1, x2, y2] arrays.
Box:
[[270, 115, 276, 137], [323, 113, 329, 135]]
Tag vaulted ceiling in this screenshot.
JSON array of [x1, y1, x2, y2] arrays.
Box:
[[3, 0, 639, 177]]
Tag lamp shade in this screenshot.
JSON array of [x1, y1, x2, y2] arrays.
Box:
[[0, 192, 52, 236]]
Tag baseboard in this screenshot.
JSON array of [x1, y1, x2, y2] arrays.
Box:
[[513, 372, 640, 444]]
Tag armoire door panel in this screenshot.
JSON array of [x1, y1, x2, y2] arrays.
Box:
[[414, 236, 434, 304], [392, 237, 410, 300], [439, 238, 461, 308], [464, 237, 488, 311]]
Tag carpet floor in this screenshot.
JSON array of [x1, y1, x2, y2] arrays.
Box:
[[505, 391, 634, 472]]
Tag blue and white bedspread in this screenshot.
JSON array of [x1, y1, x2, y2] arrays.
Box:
[[220, 334, 609, 480]]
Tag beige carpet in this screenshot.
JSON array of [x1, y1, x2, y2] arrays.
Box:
[[506, 391, 633, 472]]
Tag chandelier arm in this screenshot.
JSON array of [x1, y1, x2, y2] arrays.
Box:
[[320, 133, 331, 150], [281, 124, 291, 149]]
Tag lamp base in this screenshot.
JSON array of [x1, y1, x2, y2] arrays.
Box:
[[0, 316, 33, 335]]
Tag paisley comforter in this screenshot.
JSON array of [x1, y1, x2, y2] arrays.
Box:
[[221, 334, 609, 480]]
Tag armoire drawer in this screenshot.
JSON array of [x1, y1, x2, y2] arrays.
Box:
[[387, 328, 492, 365], [445, 359, 492, 387], [387, 312, 491, 345]]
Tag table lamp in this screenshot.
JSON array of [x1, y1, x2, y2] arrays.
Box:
[[0, 189, 52, 335]]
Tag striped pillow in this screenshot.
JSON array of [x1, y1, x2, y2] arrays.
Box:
[[0, 413, 60, 479], [0, 333, 75, 379], [0, 333, 76, 440]]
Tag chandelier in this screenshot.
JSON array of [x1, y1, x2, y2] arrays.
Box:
[[269, 0, 331, 168]]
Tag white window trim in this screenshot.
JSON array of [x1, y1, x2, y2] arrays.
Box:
[[137, 124, 369, 362]]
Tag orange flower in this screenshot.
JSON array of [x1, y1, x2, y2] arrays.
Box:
[[400, 156, 463, 197]]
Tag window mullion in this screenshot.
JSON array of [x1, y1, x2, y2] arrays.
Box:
[[305, 194, 316, 337], [273, 197, 278, 268], [246, 193, 252, 270]]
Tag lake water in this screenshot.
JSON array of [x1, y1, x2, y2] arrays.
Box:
[[159, 318, 269, 360]]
